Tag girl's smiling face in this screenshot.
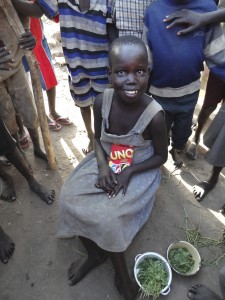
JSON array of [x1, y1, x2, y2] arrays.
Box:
[[109, 44, 150, 104]]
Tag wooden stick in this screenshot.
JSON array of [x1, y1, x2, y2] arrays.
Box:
[[2, 0, 57, 170]]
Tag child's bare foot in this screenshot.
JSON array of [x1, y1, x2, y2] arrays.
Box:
[[0, 226, 15, 264], [169, 148, 183, 168], [34, 147, 48, 162], [193, 181, 216, 202], [115, 276, 139, 300], [187, 284, 222, 300], [82, 139, 94, 156], [186, 141, 199, 160], [68, 252, 108, 286], [0, 173, 16, 202], [28, 178, 55, 205]]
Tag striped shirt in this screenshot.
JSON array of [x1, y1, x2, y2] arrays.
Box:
[[37, 0, 112, 106], [111, 0, 154, 38]]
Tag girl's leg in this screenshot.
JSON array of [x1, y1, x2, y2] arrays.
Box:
[[109, 252, 138, 300], [193, 166, 223, 202], [68, 236, 107, 286]]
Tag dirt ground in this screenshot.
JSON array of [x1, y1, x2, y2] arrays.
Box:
[[0, 19, 225, 300]]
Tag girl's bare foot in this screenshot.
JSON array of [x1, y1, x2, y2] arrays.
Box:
[[68, 252, 108, 286], [115, 276, 139, 300]]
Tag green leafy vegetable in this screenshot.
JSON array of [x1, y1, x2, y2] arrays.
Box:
[[168, 247, 194, 274], [137, 257, 168, 300]]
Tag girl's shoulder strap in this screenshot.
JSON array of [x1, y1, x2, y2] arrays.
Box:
[[134, 95, 164, 133], [102, 88, 114, 118]]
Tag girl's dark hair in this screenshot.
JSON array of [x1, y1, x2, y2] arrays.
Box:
[[109, 35, 148, 66]]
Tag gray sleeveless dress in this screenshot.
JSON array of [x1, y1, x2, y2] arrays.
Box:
[[58, 88, 162, 252]]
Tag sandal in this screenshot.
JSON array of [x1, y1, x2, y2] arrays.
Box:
[[48, 119, 62, 131], [51, 115, 71, 125]]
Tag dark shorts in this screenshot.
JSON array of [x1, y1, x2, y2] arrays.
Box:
[[153, 91, 199, 150], [203, 72, 225, 108], [0, 116, 16, 156]]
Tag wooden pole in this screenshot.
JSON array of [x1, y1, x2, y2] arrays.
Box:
[[2, 0, 57, 170]]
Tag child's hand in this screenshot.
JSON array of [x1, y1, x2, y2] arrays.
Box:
[[164, 9, 202, 35], [18, 31, 36, 51], [0, 46, 13, 70], [95, 166, 118, 193], [108, 167, 131, 198]]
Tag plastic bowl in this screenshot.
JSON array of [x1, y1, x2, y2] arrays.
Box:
[[167, 241, 201, 276], [134, 252, 172, 296]]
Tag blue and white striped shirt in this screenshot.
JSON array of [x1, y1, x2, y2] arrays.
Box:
[[37, 0, 112, 105]]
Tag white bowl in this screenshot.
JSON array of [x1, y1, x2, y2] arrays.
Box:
[[167, 241, 201, 276], [134, 252, 172, 296]]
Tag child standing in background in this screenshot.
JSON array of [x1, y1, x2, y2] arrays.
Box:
[[111, 0, 154, 38], [143, 0, 225, 167], [12, 0, 116, 155], [22, 17, 71, 132], [0, 0, 48, 162]]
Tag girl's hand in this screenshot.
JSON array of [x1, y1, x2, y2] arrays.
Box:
[[18, 31, 36, 51], [108, 167, 132, 198], [95, 165, 118, 193]]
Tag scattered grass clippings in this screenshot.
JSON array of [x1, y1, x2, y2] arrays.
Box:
[[176, 206, 225, 266], [137, 257, 168, 300]]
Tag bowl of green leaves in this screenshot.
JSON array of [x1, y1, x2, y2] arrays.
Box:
[[134, 252, 172, 299], [167, 241, 201, 276]]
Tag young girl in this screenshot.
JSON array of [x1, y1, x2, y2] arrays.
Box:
[[58, 35, 167, 299]]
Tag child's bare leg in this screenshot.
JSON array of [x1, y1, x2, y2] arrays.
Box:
[[68, 236, 107, 286], [193, 166, 222, 202], [187, 106, 216, 160], [109, 252, 138, 300], [12, 133, 32, 171], [47, 87, 57, 118], [0, 167, 16, 202], [187, 284, 222, 300], [80, 106, 94, 155], [169, 147, 183, 168], [27, 128, 48, 162], [5, 146, 55, 205], [47, 87, 70, 125], [0, 226, 15, 264]]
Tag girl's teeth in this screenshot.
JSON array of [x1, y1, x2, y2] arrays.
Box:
[[125, 90, 137, 95]]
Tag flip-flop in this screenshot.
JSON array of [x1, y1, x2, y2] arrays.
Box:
[[48, 120, 62, 131], [52, 116, 71, 125], [20, 135, 30, 149]]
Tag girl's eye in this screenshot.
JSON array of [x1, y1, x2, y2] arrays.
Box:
[[117, 70, 126, 76], [137, 70, 144, 75]]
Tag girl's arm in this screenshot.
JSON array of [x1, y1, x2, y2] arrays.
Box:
[[110, 111, 168, 197], [93, 94, 117, 193], [164, 9, 225, 35], [11, 0, 44, 18]]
